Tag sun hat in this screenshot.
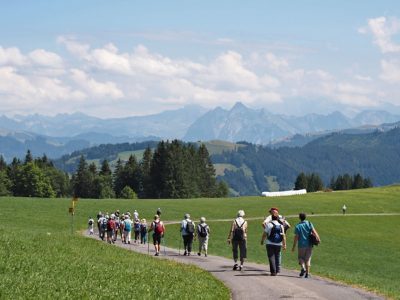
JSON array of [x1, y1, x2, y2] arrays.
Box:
[[237, 210, 245, 217], [200, 217, 206, 223]]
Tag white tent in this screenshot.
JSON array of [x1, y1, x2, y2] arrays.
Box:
[[261, 189, 307, 197]]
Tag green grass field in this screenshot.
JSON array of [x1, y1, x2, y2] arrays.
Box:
[[1, 186, 399, 299]]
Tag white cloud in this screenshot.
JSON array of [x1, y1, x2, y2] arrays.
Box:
[[57, 36, 90, 58], [362, 16, 400, 53], [28, 49, 64, 68], [0, 46, 28, 66], [70, 69, 124, 98], [380, 59, 400, 83]]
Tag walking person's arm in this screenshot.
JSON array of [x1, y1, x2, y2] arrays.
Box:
[[292, 234, 298, 252], [312, 227, 321, 242], [227, 221, 234, 244], [282, 227, 287, 250], [260, 231, 267, 245]]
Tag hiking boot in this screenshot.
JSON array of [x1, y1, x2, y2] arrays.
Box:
[[299, 268, 306, 277], [205, 254, 207, 257], [183, 251, 187, 256], [305, 273, 310, 278], [198, 252, 201, 256], [238, 265, 243, 271], [155, 252, 159, 256], [271, 273, 277, 276], [232, 264, 238, 271], [187, 252, 191, 256]]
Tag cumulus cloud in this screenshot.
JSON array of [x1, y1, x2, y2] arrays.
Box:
[[380, 59, 400, 83], [361, 16, 400, 53], [0, 46, 28, 66], [28, 49, 64, 68], [70, 68, 124, 98]]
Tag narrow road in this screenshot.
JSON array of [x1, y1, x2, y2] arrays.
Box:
[[86, 233, 383, 300]]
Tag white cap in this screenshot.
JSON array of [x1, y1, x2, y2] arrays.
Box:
[[237, 210, 245, 217], [200, 217, 206, 223]]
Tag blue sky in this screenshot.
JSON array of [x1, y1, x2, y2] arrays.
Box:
[[1, 1, 400, 117]]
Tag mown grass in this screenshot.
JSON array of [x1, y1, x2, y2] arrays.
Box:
[[1, 185, 399, 299], [0, 198, 230, 300]]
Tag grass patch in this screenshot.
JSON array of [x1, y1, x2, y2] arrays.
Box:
[[0, 198, 229, 299]]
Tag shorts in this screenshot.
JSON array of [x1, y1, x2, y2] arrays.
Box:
[[153, 234, 162, 245], [298, 247, 313, 265]]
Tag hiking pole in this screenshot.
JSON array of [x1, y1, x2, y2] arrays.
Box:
[[163, 236, 166, 256], [179, 236, 181, 255], [147, 232, 150, 255]]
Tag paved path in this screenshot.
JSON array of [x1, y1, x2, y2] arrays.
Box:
[[86, 233, 383, 300]]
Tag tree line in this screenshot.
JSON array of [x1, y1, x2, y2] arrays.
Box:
[[294, 172, 373, 192], [0, 140, 228, 199], [0, 151, 70, 197]]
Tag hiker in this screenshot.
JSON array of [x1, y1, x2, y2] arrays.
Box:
[[263, 207, 291, 233], [149, 214, 165, 256], [261, 215, 286, 276], [227, 210, 248, 271], [133, 219, 141, 243], [140, 218, 148, 244], [96, 211, 102, 233], [342, 204, 347, 215], [114, 215, 120, 242], [123, 215, 133, 244], [106, 214, 116, 244], [197, 217, 210, 257], [181, 213, 195, 256], [292, 212, 321, 278], [88, 217, 94, 235], [133, 210, 139, 221], [119, 215, 125, 242], [98, 214, 107, 240]]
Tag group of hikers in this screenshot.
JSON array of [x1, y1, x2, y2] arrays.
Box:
[[88, 207, 321, 278]]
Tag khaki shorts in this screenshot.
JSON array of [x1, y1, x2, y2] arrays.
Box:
[[298, 247, 313, 265]]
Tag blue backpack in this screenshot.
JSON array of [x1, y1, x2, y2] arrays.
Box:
[[124, 220, 132, 231], [268, 223, 283, 243]]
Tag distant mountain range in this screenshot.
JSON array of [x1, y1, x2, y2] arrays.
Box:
[[1, 102, 400, 161]]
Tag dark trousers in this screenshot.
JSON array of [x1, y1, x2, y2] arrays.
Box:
[[183, 234, 194, 253], [266, 244, 282, 274], [232, 239, 247, 262]]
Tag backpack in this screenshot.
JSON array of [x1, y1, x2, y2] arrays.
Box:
[[268, 222, 283, 243], [124, 220, 131, 231], [308, 221, 320, 246], [101, 218, 108, 230], [88, 219, 93, 226], [232, 220, 245, 241], [154, 221, 163, 235], [134, 222, 141, 231], [198, 224, 208, 238], [186, 221, 195, 235], [141, 224, 147, 233]]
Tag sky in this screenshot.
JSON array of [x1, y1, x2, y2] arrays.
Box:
[[1, 0, 400, 118]]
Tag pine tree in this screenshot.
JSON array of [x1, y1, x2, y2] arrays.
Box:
[[113, 159, 125, 197], [294, 172, 308, 190], [139, 146, 152, 197], [73, 156, 92, 198], [352, 173, 364, 189], [24, 150, 33, 164]]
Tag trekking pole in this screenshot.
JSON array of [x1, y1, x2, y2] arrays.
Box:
[[179, 236, 181, 255], [147, 232, 150, 255], [163, 236, 166, 256]]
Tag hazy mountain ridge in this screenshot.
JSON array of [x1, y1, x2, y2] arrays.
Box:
[[1, 102, 400, 161]]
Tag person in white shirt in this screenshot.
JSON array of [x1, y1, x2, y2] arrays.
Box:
[[180, 214, 195, 256], [197, 217, 210, 257], [227, 210, 248, 271], [261, 215, 286, 276]]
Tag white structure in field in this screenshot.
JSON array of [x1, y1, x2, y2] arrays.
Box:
[[262, 189, 307, 197]]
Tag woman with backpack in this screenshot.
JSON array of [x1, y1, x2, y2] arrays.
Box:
[[140, 218, 148, 244], [149, 215, 165, 256], [197, 217, 210, 257], [261, 215, 286, 276], [227, 210, 248, 271], [180, 213, 195, 256]]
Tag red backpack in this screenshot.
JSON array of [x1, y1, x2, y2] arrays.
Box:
[[154, 221, 163, 235]]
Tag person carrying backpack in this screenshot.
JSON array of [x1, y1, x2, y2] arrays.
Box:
[[140, 219, 148, 244], [149, 215, 165, 256], [133, 219, 141, 243], [180, 213, 195, 256], [261, 215, 286, 276], [197, 217, 210, 257], [106, 214, 116, 244], [98, 214, 107, 241], [227, 210, 248, 271], [123, 215, 133, 244], [291, 212, 321, 278]]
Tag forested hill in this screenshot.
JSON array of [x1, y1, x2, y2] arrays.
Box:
[[212, 127, 400, 195], [53, 141, 159, 173]]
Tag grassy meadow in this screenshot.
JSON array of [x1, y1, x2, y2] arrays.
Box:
[[1, 185, 399, 299]]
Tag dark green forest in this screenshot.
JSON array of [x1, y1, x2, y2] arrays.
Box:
[[0, 141, 227, 199], [213, 127, 400, 195]]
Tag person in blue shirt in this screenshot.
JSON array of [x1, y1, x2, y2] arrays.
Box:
[[291, 212, 321, 278]]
